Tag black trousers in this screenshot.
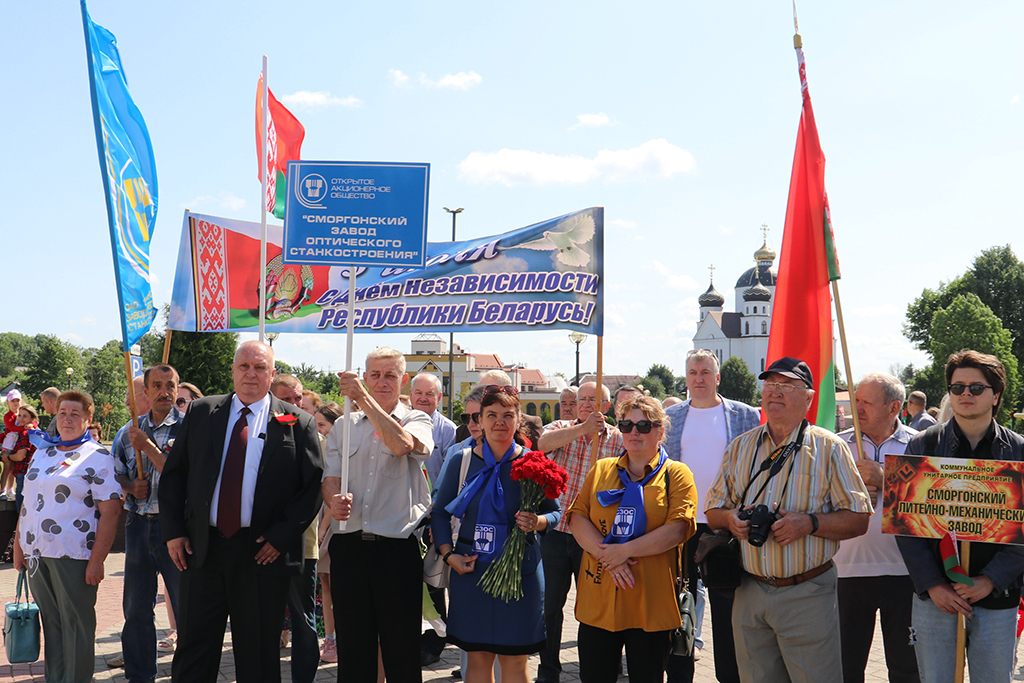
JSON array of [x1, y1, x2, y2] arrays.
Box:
[[421, 583, 447, 656], [666, 523, 741, 683], [578, 622, 672, 683], [538, 529, 585, 682], [331, 532, 423, 683], [837, 575, 920, 683], [172, 529, 291, 683]]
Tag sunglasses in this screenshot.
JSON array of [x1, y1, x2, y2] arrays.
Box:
[[617, 419, 659, 434], [459, 412, 482, 425], [948, 383, 993, 396], [483, 385, 519, 397], [175, 398, 189, 407]]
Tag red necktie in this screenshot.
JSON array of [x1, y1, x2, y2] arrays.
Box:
[[217, 406, 250, 538]]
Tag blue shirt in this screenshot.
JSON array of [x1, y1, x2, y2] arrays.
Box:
[[424, 411, 458, 486], [112, 407, 184, 515]]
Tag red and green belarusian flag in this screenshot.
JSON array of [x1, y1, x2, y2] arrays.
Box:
[[939, 530, 974, 586], [765, 37, 842, 428], [256, 76, 305, 219]]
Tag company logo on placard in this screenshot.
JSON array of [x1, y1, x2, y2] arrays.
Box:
[[474, 524, 496, 554], [295, 173, 327, 210], [613, 507, 636, 537]]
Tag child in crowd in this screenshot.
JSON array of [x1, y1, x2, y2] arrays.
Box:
[[8, 403, 38, 511], [1, 389, 28, 500]]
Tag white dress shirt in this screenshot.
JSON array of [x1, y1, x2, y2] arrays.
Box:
[[210, 393, 271, 528]]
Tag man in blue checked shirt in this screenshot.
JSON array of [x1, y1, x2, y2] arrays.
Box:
[[113, 363, 185, 683]]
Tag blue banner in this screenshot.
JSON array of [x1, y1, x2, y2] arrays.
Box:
[[283, 160, 429, 268], [81, 1, 158, 350]]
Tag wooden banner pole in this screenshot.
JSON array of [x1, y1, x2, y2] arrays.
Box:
[[123, 351, 145, 479], [589, 336, 604, 468], [162, 329, 172, 364], [832, 280, 865, 456]]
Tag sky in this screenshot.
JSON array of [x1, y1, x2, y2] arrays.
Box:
[[4, 1, 1023, 386]]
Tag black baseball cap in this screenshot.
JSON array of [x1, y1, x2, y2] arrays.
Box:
[[758, 357, 814, 389]]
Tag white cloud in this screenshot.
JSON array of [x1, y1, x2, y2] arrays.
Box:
[[459, 139, 695, 186], [388, 69, 410, 87], [569, 113, 614, 131], [184, 193, 246, 213], [279, 91, 362, 109], [79, 316, 97, 327], [650, 260, 700, 290], [609, 219, 637, 230], [434, 71, 482, 90], [1013, 94, 1020, 105]]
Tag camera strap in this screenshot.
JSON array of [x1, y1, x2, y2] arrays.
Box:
[[739, 419, 809, 510]]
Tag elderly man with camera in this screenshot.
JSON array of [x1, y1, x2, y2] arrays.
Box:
[[704, 357, 872, 683]]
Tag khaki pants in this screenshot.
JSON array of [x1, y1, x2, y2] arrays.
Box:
[[29, 557, 98, 683], [732, 565, 842, 683]]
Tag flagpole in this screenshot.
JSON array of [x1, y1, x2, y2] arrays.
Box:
[[338, 265, 357, 532], [954, 541, 971, 683], [162, 329, 172, 364], [832, 281, 864, 451], [258, 55, 270, 344], [589, 336, 604, 468], [123, 351, 145, 478]]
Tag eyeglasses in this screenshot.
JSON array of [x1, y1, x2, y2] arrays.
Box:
[[483, 385, 519, 397], [175, 398, 189, 407], [617, 419, 659, 434], [948, 383, 993, 396], [762, 382, 804, 394], [459, 412, 482, 425]]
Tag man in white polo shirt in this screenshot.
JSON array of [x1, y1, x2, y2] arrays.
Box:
[[835, 373, 919, 683]]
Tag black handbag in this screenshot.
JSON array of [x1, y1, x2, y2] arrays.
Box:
[[671, 544, 697, 657], [694, 528, 743, 595]]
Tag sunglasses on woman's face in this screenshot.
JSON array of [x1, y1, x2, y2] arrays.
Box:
[[617, 419, 658, 434], [947, 383, 993, 396], [459, 412, 482, 425], [175, 398, 189, 407], [483, 385, 519, 396]]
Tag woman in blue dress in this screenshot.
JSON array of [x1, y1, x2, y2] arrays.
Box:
[[432, 386, 560, 683]]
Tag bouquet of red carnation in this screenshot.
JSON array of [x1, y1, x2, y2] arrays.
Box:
[[478, 450, 568, 602]]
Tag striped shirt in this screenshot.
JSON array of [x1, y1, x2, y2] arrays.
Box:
[[542, 419, 623, 533], [704, 422, 872, 578], [112, 408, 184, 515]]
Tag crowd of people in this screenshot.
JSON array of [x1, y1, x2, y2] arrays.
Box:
[[3, 344, 1023, 683]]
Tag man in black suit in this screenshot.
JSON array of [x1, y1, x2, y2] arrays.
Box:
[[159, 340, 323, 683]]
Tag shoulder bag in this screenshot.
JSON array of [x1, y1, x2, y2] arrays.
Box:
[[423, 448, 474, 588], [4, 569, 40, 663]]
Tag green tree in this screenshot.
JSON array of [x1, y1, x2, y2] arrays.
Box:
[[22, 335, 86, 398], [85, 340, 131, 439], [540, 404, 553, 424], [645, 364, 677, 397], [0, 332, 36, 377], [719, 357, 759, 405], [166, 330, 238, 396], [638, 377, 666, 399], [924, 293, 1019, 424]]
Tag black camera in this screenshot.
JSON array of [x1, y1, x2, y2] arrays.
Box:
[[739, 504, 779, 547]]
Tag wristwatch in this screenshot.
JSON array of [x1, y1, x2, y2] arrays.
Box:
[[808, 513, 820, 535]]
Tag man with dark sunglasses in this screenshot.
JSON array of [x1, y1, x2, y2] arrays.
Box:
[[664, 349, 760, 683], [536, 381, 623, 683], [897, 350, 1024, 682]]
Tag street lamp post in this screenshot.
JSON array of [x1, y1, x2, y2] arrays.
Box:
[[443, 206, 464, 421], [265, 332, 279, 348], [65, 366, 74, 390], [569, 332, 587, 386]]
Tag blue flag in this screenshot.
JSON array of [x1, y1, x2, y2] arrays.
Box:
[[81, 1, 158, 350]]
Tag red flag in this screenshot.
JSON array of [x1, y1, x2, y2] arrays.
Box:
[[256, 76, 305, 219], [765, 39, 842, 427]]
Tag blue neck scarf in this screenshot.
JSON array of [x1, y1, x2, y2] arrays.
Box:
[[445, 440, 517, 562], [596, 447, 668, 544], [27, 428, 93, 450]]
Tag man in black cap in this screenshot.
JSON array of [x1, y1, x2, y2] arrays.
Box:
[[705, 357, 872, 683]]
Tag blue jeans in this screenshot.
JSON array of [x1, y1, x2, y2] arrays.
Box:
[[911, 595, 1016, 683], [14, 472, 24, 512], [287, 558, 319, 683], [122, 511, 181, 683]]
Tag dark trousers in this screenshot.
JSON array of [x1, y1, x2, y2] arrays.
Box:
[[838, 575, 920, 683], [331, 532, 423, 683], [578, 622, 672, 683], [123, 511, 181, 683], [667, 523, 740, 683], [538, 528, 585, 682], [287, 558, 320, 683], [172, 529, 290, 683], [421, 583, 447, 656]]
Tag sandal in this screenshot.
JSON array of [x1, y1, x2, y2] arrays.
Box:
[[157, 630, 177, 653]]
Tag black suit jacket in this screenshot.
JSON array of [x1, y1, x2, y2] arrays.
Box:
[[159, 393, 324, 575]]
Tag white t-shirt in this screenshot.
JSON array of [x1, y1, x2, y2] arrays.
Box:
[[20, 440, 124, 562], [833, 425, 916, 578], [679, 403, 729, 524]]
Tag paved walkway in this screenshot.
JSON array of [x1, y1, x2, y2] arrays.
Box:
[[2, 553, 1021, 681]]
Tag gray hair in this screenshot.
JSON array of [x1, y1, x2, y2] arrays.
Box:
[[464, 386, 487, 406], [366, 346, 406, 374], [687, 349, 720, 374], [411, 373, 442, 393], [579, 381, 611, 402], [857, 372, 906, 406], [478, 369, 512, 387], [560, 387, 578, 398]]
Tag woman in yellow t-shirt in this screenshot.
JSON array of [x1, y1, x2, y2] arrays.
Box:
[[568, 395, 697, 683]]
